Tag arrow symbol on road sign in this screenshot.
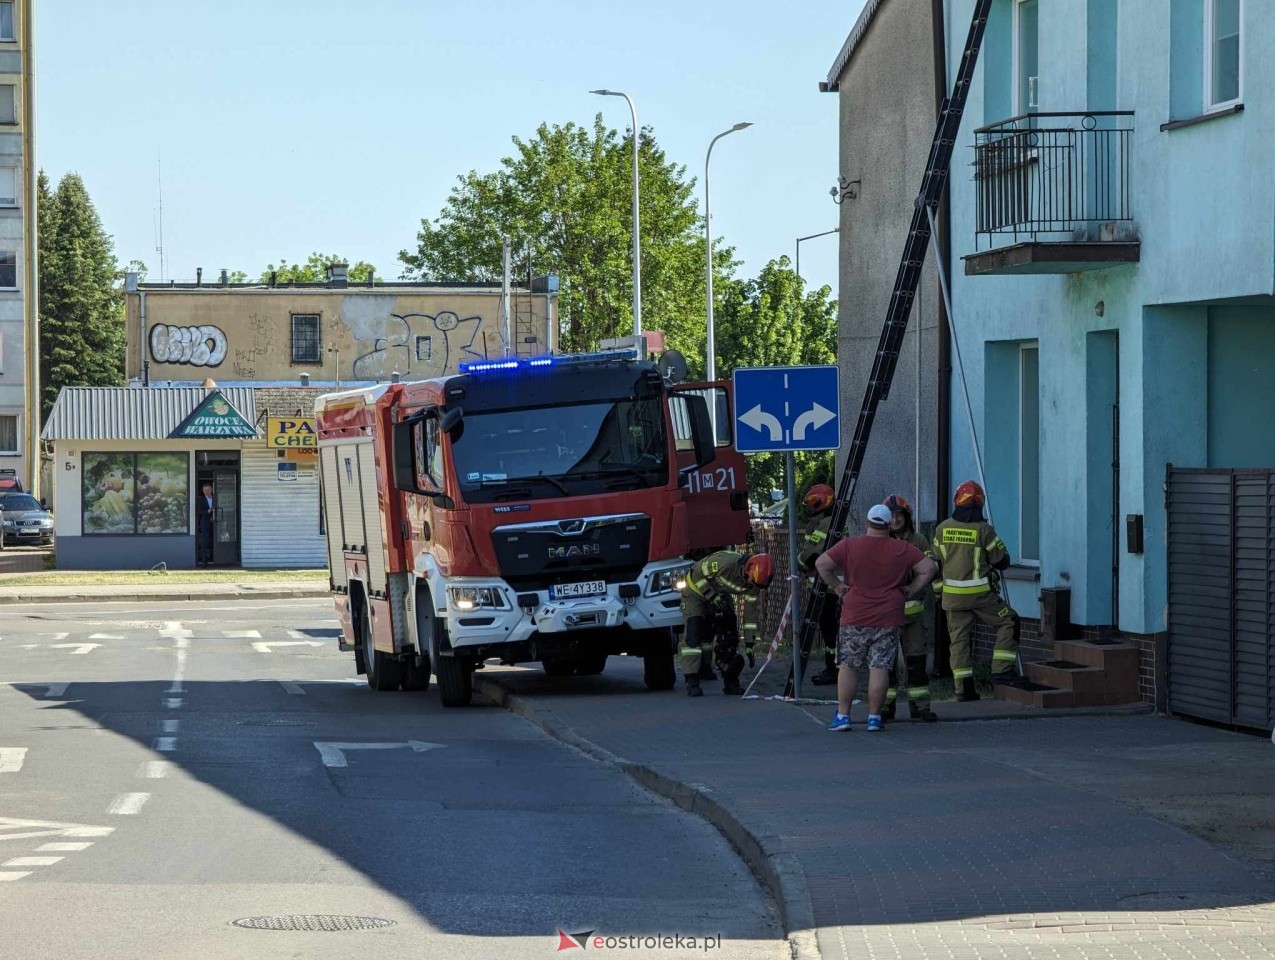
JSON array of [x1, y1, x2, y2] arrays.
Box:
[[252, 641, 325, 653], [50, 644, 101, 656], [313, 741, 445, 768], [0, 748, 27, 773], [740, 405, 783, 442], [792, 403, 836, 442]]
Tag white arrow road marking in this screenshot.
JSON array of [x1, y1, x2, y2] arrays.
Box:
[[159, 622, 192, 639], [0, 749, 27, 773], [3, 856, 63, 867], [108, 793, 149, 815], [138, 761, 170, 779], [0, 817, 114, 842], [313, 741, 446, 768], [223, 630, 261, 639], [792, 402, 836, 442], [50, 644, 101, 656], [88, 634, 124, 641], [253, 641, 325, 653], [19, 644, 38, 650], [740, 405, 783, 442], [0, 872, 30, 881], [37, 842, 92, 852]]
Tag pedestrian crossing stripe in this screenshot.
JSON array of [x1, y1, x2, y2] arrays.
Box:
[[0, 817, 114, 843]]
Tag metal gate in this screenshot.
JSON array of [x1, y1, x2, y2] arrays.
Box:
[[1166, 467, 1274, 730]]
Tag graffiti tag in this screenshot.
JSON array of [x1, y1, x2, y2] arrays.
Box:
[[150, 324, 228, 367]]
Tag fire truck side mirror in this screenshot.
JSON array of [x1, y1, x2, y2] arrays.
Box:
[[440, 406, 464, 436], [684, 394, 716, 471]]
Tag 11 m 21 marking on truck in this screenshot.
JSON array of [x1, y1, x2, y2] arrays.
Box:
[[684, 466, 738, 495]]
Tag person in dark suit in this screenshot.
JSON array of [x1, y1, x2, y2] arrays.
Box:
[[196, 481, 215, 566]]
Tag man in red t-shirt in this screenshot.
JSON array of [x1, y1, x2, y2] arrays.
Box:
[[815, 503, 939, 732]]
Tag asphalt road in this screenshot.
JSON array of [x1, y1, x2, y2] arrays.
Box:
[[0, 598, 785, 960]]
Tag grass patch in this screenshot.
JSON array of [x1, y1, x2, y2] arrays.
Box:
[[0, 568, 329, 587]]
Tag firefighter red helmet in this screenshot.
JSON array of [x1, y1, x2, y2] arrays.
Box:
[[802, 484, 835, 515], [883, 493, 911, 515], [744, 553, 775, 588], [954, 481, 985, 508]]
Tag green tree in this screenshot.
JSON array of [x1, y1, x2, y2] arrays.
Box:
[[714, 256, 839, 502], [260, 252, 375, 284], [399, 116, 734, 366], [38, 172, 125, 415]]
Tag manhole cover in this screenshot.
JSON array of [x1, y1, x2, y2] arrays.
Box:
[[235, 719, 316, 727], [231, 915, 394, 932]]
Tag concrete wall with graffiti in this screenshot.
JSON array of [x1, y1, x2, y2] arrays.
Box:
[[125, 286, 553, 384]]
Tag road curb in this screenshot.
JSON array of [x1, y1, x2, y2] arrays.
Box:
[[0, 587, 330, 605], [477, 676, 822, 960]]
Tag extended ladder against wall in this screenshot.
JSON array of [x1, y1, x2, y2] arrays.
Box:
[[785, 0, 995, 698]]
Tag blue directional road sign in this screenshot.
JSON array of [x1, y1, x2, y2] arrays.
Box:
[[732, 364, 840, 454]]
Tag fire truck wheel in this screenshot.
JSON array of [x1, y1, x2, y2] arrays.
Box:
[[433, 653, 473, 706], [642, 630, 677, 691], [541, 659, 576, 678], [361, 604, 403, 692], [576, 653, 608, 676]]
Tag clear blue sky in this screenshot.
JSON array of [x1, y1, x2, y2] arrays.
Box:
[[38, 0, 865, 301]]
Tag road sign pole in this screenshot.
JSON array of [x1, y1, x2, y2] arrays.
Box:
[[786, 451, 801, 701]]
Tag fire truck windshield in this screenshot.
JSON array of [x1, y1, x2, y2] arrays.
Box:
[[451, 396, 668, 503]]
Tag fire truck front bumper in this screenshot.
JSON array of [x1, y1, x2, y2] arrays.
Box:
[[442, 563, 689, 650]]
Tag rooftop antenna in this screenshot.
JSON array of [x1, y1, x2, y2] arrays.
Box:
[[154, 150, 168, 282]]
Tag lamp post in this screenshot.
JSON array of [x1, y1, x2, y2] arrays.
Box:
[[795, 227, 839, 283], [704, 122, 753, 382], [590, 89, 642, 345]]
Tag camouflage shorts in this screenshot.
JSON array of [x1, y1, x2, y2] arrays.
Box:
[[836, 625, 901, 671]]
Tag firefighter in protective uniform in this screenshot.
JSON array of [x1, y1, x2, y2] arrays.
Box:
[[679, 551, 774, 696], [882, 494, 939, 722], [931, 481, 1019, 701], [797, 485, 842, 686]]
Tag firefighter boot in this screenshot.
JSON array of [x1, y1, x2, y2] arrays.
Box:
[[684, 674, 703, 698], [722, 655, 745, 696], [956, 677, 980, 702], [810, 652, 838, 686], [909, 702, 939, 722]]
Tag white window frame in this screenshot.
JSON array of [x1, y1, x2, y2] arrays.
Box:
[[0, 2, 14, 43], [0, 412, 20, 456], [1012, 0, 1040, 117], [0, 166, 17, 207], [1204, 0, 1243, 112], [1018, 343, 1041, 566]]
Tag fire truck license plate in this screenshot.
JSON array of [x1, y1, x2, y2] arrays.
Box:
[[550, 580, 607, 600]]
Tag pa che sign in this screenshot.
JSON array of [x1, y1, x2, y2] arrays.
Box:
[[267, 417, 317, 449]]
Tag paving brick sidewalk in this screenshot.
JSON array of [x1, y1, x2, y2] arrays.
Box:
[[479, 658, 1275, 960]]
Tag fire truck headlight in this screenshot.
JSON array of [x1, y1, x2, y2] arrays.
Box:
[[447, 586, 508, 610], [649, 565, 693, 596]]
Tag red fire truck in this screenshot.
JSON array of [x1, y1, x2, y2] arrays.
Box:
[[316, 349, 749, 706]]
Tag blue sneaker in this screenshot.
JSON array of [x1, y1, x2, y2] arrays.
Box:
[[827, 712, 852, 732], [866, 714, 884, 732]]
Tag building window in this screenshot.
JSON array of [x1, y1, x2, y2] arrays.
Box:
[[415, 335, 432, 362], [0, 167, 15, 207], [290, 314, 321, 364], [1013, 0, 1039, 114], [0, 414, 15, 454], [0, 3, 13, 42], [82, 452, 190, 536], [0, 84, 13, 126], [1019, 344, 1040, 563], [0, 251, 16, 288], [1206, 0, 1242, 110]]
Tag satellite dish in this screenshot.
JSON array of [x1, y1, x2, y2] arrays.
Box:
[[657, 350, 688, 384]]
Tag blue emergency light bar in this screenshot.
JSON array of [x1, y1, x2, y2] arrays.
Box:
[[458, 348, 638, 374]]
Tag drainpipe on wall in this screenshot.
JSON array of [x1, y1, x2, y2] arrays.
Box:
[[931, 0, 952, 524], [500, 236, 512, 358], [22, 0, 38, 496]]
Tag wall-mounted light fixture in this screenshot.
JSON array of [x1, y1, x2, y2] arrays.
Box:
[[830, 177, 861, 204]]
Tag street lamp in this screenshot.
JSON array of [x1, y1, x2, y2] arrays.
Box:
[[705, 122, 753, 382], [590, 89, 642, 344], [795, 228, 839, 283]]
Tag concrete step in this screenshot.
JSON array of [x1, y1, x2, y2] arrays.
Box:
[[992, 678, 1075, 708], [1027, 659, 1108, 694]]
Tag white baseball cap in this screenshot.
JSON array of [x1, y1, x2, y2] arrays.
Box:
[[867, 504, 893, 528]]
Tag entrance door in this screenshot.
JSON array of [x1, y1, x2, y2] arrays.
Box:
[[197, 452, 241, 567]]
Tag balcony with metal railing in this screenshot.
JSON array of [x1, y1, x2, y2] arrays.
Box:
[[963, 112, 1140, 276]]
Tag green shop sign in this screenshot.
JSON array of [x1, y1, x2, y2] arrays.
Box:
[[170, 391, 257, 439]]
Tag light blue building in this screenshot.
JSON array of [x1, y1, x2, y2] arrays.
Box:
[[942, 0, 1273, 724]]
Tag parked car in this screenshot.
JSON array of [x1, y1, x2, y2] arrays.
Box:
[[0, 493, 53, 547]]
